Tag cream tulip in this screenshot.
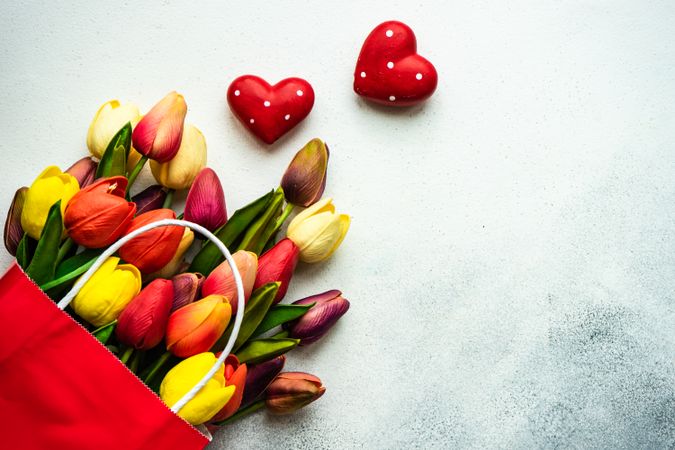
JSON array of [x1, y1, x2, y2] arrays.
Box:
[[86, 100, 141, 159], [149, 124, 207, 190], [286, 198, 350, 263]]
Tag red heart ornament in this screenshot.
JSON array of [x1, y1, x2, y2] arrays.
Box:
[[227, 76, 315, 144], [354, 21, 438, 107]]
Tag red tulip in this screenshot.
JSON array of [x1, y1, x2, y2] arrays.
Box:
[[64, 176, 136, 248], [116, 278, 173, 350], [165, 295, 231, 357], [265, 372, 325, 414], [118, 209, 183, 273], [201, 250, 257, 316], [211, 355, 248, 422], [184, 168, 227, 232], [65, 157, 98, 188], [132, 91, 187, 162], [253, 238, 299, 304]]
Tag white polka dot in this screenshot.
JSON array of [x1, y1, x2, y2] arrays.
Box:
[[284, 114, 291, 120], [234, 90, 240, 96], [296, 90, 303, 96], [416, 73, 423, 80], [387, 61, 394, 69], [249, 118, 255, 124], [385, 30, 393, 37], [263, 100, 271, 107], [389, 95, 396, 102], [360, 71, 366, 78]]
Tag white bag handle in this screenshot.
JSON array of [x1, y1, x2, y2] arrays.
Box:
[[57, 218, 245, 415]]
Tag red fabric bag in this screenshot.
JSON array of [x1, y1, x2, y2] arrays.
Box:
[[0, 219, 246, 450]]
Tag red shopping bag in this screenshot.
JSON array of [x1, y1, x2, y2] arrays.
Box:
[[0, 219, 246, 450]]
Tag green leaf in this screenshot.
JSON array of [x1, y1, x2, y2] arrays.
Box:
[[92, 320, 117, 344], [237, 189, 284, 254], [189, 190, 275, 275], [40, 249, 102, 291], [96, 123, 132, 178], [15, 233, 35, 269], [252, 303, 314, 337], [212, 399, 265, 426], [26, 201, 63, 285], [235, 338, 300, 365]]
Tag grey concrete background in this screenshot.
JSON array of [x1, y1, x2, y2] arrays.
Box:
[[1, 1, 674, 448]]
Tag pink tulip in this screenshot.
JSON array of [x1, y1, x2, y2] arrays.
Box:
[[184, 168, 227, 232], [132, 92, 187, 162], [201, 250, 257, 316]]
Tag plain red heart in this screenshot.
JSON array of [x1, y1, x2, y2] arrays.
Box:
[[354, 21, 438, 107], [227, 76, 315, 144]]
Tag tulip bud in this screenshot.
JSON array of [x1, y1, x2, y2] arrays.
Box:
[[253, 239, 299, 304], [64, 176, 136, 248], [201, 250, 257, 316], [65, 157, 98, 189], [240, 355, 285, 408], [171, 272, 204, 311], [4, 187, 27, 256], [286, 198, 350, 264], [71, 257, 142, 327], [87, 100, 141, 159], [183, 168, 227, 231], [280, 138, 329, 207], [20, 166, 80, 240], [116, 278, 173, 350], [132, 91, 188, 162], [285, 290, 350, 345], [166, 295, 231, 357], [160, 352, 235, 425], [265, 372, 325, 415], [210, 355, 248, 422], [131, 185, 167, 215], [118, 209, 184, 273], [149, 228, 195, 279], [149, 124, 207, 190]]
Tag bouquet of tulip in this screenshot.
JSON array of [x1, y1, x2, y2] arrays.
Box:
[[3, 92, 350, 432]]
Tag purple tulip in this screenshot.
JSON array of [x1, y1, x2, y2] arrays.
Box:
[[285, 290, 350, 345], [4, 187, 27, 256], [240, 355, 285, 408], [131, 185, 167, 216], [65, 157, 98, 188], [171, 272, 204, 311]]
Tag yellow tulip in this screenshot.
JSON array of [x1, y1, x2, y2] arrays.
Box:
[[71, 257, 141, 327], [87, 100, 141, 159], [286, 198, 350, 263], [149, 227, 195, 279], [149, 124, 207, 190], [20, 166, 80, 239], [159, 352, 235, 425]]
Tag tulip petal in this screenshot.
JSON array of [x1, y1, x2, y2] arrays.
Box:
[[4, 187, 27, 256], [184, 168, 227, 231], [287, 197, 335, 237], [166, 296, 232, 357], [280, 138, 329, 207]]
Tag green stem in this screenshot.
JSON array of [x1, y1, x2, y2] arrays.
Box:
[[55, 237, 75, 266], [129, 350, 142, 373], [275, 202, 295, 229], [143, 351, 172, 385], [120, 347, 134, 365], [126, 155, 148, 193], [162, 189, 175, 209], [177, 212, 184, 220], [212, 400, 265, 426]]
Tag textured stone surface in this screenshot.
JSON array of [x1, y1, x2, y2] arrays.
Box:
[[0, 1, 674, 448]]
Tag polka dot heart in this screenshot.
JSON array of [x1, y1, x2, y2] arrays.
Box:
[[353, 21, 438, 107], [227, 75, 315, 144]]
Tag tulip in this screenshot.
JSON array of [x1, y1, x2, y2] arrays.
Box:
[[118, 209, 184, 273], [285, 290, 350, 345], [280, 138, 329, 207], [211, 355, 248, 422], [64, 176, 136, 248], [265, 372, 325, 415], [201, 250, 257, 315], [116, 278, 173, 350], [241, 355, 285, 408], [149, 124, 207, 190], [159, 352, 235, 425], [20, 166, 80, 240], [71, 257, 142, 327], [171, 272, 204, 311], [131, 185, 167, 215], [183, 168, 227, 231], [4, 187, 27, 256], [65, 157, 98, 189], [86, 100, 141, 159], [166, 295, 231, 357], [253, 238, 299, 304], [149, 228, 195, 279], [132, 91, 187, 162], [286, 198, 350, 263]]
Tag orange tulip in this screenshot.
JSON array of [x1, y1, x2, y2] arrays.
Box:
[[210, 354, 248, 422], [165, 295, 231, 357], [64, 176, 136, 248], [201, 250, 257, 316], [118, 209, 184, 273], [132, 92, 187, 162]]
